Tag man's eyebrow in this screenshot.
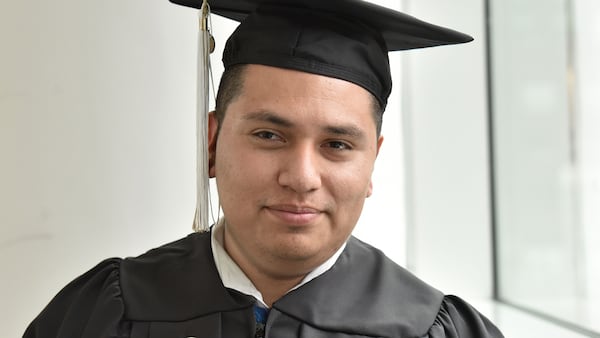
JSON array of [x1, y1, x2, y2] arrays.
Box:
[[242, 111, 294, 127], [323, 125, 365, 139]]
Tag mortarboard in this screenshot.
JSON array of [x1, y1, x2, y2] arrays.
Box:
[[169, 0, 473, 231]]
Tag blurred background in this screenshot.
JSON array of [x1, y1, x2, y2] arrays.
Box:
[[1, 0, 598, 337]]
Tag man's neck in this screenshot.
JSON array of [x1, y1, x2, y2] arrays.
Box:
[[210, 219, 346, 307], [222, 229, 313, 307]]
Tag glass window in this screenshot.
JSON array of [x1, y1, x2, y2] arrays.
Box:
[[489, 0, 600, 335]]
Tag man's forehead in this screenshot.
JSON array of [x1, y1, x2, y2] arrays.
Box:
[[232, 65, 375, 111]]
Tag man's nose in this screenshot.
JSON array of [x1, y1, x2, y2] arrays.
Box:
[[277, 143, 322, 193]]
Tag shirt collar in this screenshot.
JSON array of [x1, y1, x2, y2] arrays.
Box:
[[210, 219, 346, 308]]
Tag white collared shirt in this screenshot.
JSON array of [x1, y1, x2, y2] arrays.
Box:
[[210, 219, 346, 309]]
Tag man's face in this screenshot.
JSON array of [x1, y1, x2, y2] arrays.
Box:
[[208, 64, 383, 278]]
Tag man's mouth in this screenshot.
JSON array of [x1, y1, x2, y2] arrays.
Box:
[[265, 204, 322, 225]]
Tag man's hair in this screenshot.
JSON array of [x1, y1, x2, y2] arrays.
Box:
[[214, 64, 247, 128], [214, 64, 384, 137]]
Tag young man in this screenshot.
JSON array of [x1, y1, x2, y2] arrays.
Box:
[[24, 0, 504, 337]]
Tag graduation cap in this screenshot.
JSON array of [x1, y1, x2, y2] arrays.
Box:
[[171, 0, 473, 231]]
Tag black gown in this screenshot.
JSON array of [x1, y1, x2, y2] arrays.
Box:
[[24, 232, 504, 337]]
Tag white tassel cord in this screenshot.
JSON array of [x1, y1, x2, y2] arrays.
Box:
[[194, 0, 212, 232]]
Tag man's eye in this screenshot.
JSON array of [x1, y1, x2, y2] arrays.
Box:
[[324, 141, 352, 150], [254, 131, 283, 141]]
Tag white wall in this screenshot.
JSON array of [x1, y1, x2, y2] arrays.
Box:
[[402, 0, 493, 299], [1, 1, 198, 336]]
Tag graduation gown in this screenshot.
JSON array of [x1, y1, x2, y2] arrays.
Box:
[[24, 232, 503, 338]]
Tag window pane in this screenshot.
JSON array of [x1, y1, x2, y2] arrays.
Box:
[[490, 0, 600, 334]]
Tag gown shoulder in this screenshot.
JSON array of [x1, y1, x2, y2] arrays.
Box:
[[23, 258, 126, 338], [23, 232, 246, 338], [426, 295, 504, 338]]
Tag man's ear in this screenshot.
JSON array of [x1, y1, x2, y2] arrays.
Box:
[[376, 135, 384, 157], [208, 112, 219, 178], [367, 135, 384, 197], [367, 180, 374, 198]]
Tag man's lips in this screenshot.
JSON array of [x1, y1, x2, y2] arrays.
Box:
[[265, 205, 322, 225]]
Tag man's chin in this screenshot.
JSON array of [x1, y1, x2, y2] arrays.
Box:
[[268, 238, 335, 264]]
